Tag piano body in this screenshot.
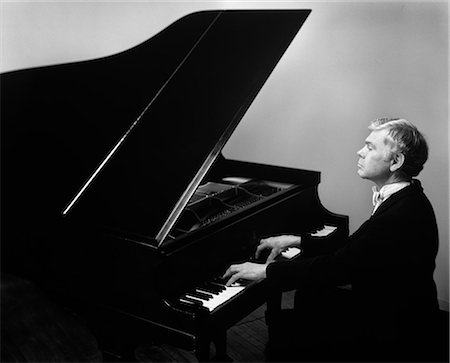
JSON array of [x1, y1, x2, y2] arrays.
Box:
[[1, 10, 349, 360]]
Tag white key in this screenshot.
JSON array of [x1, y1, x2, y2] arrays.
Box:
[[182, 284, 245, 312], [281, 247, 301, 259], [204, 284, 245, 311], [311, 224, 337, 237]]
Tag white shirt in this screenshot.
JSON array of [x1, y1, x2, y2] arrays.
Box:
[[372, 181, 411, 214]]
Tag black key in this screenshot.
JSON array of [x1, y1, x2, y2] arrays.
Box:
[[208, 282, 226, 291], [196, 287, 219, 295], [212, 277, 228, 286], [189, 290, 213, 300], [182, 295, 203, 306], [203, 283, 224, 293], [177, 298, 208, 312], [179, 298, 196, 306], [210, 282, 227, 291]]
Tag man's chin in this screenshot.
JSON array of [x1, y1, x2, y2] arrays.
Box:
[[357, 170, 368, 179]]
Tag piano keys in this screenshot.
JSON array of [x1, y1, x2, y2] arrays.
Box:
[[175, 245, 304, 314], [1, 9, 349, 361], [172, 221, 338, 315], [179, 281, 247, 313]]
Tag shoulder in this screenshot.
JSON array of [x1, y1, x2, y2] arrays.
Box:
[[375, 179, 435, 217], [399, 180, 436, 217], [365, 179, 438, 244], [355, 180, 437, 237]]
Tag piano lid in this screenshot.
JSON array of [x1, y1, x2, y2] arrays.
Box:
[[58, 9, 311, 245]]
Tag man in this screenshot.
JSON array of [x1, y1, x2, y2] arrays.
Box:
[[224, 118, 440, 361]]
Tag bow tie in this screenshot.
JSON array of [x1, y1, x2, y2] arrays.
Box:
[[371, 182, 411, 214], [372, 187, 385, 207]]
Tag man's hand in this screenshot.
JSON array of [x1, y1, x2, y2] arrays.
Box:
[[255, 235, 301, 263], [223, 262, 268, 286]]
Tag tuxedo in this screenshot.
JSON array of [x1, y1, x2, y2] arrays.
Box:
[[266, 179, 440, 361]]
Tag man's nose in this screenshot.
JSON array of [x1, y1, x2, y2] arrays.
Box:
[[357, 148, 364, 157]]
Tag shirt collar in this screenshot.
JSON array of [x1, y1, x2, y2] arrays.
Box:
[[372, 181, 411, 213]]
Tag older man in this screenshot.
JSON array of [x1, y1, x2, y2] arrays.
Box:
[[224, 118, 440, 361]]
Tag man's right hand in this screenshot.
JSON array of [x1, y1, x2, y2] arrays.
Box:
[[255, 235, 301, 263]]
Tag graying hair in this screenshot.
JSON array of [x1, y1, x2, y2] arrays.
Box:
[[369, 118, 428, 178]]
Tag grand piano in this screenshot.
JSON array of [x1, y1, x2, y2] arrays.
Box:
[[1, 9, 349, 361]]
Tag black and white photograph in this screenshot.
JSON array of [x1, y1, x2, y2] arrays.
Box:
[[1, 1, 448, 362]]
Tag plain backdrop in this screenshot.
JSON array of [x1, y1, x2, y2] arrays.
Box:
[[1, 0, 448, 310]]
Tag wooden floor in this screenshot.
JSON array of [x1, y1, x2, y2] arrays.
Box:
[[226, 303, 268, 362], [224, 291, 295, 362]]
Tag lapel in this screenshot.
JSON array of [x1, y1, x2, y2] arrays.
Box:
[[370, 179, 422, 219], [350, 180, 423, 239]]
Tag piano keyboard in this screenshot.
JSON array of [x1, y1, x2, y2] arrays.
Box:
[[175, 225, 336, 313], [281, 247, 301, 259], [178, 280, 246, 312], [310, 224, 337, 237], [177, 247, 304, 312]]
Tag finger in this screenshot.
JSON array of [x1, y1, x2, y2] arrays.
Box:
[[266, 249, 279, 264], [255, 240, 268, 258], [222, 265, 236, 279], [255, 246, 263, 259], [226, 272, 243, 286]]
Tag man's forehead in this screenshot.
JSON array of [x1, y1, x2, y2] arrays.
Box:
[[366, 129, 389, 144]]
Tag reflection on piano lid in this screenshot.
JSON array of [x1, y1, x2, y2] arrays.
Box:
[[170, 179, 295, 238]]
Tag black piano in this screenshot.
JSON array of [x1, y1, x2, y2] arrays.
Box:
[[1, 9, 348, 361]]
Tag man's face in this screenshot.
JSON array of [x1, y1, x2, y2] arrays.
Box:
[[357, 129, 393, 187]]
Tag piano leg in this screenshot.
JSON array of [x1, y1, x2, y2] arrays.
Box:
[[265, 289, 283, 355], [195, 335, 210, 362], [195, 330, 232, 362], [212, 330, 232, 362]]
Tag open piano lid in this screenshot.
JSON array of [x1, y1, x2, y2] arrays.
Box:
[[61, 10, 311, 246]]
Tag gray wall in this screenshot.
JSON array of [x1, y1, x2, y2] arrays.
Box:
[[1, 1, 448, 309]]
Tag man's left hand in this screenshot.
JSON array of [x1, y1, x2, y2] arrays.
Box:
[[223, 262, 268, 286]]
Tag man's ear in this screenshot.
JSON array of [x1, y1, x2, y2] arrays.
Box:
[[390, 152, 405, 172]]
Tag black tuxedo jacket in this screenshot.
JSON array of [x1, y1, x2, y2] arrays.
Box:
[[267, 179, 439, 343]]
